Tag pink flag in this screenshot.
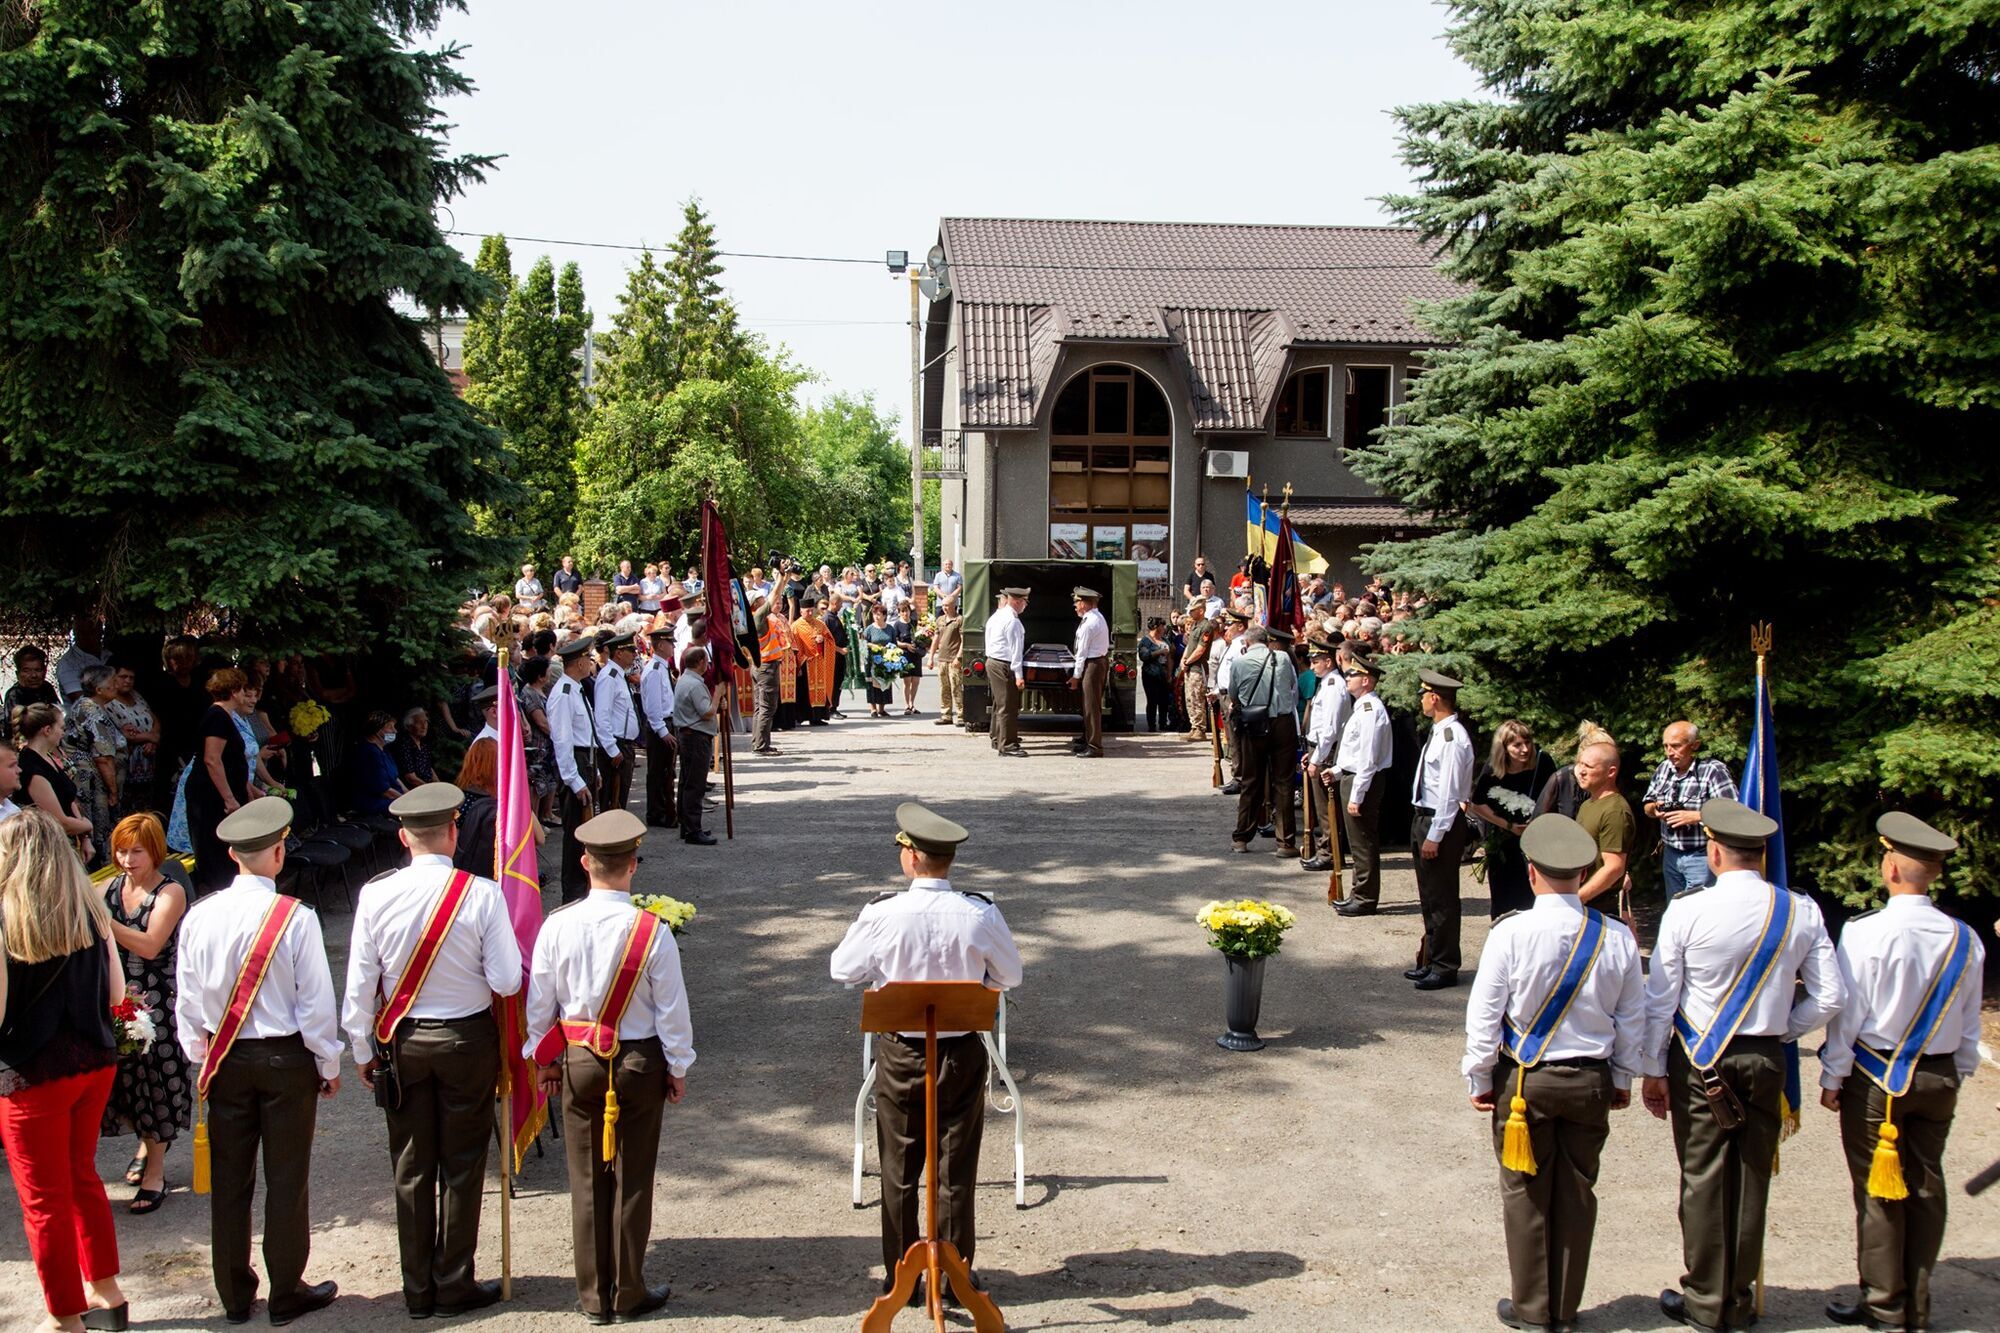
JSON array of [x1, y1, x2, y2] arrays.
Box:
[[493, 658, 547, 1169]]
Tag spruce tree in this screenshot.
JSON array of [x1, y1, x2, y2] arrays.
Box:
[[663, 199, 749, 383], [1361, 0, 2000, 901], [492, 257, 586, 567], [0, 0, 510, 662], [462, 234, 514, 407]]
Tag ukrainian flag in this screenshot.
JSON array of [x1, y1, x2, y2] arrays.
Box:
[[1247, 491, 1328, 576]]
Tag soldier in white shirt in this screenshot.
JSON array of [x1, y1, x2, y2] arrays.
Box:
[[639, 625, 679, 829], [341, 783, 522, 1318], [523, 809, 694, 1325], [1066, 586, 1111, 757], [1463, 815, 1644, 1333], [1819, 813, 1984, 1333], [173, 796, 343, 1325], [1641, 799, 1844, 1333], [1212, 615, 1247, 793], [1300, 640, 1350, 871], [593, 632, 641, 817], [830, 803, 1022, 1305], [982, 588, 1028, 757], [1331, 655, 1394, 916], [1409, 670, 1477, 989], [546, 638, 600, 902]]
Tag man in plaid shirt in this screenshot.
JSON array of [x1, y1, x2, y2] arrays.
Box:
[[1640, 720, 1739, 897]]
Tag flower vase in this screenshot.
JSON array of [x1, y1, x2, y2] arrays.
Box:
[[1217, 952, 1267, 1051]]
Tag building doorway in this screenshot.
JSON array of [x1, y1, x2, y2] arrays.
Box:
[[1047, 365, 1172, 602]]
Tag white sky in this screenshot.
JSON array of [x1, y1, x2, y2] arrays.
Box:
[[431, 0, 1485, 423]]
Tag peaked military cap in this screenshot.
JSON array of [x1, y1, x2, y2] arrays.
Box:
[[1700, 797, 1779, 851], [601, 631, 636, 651], [1307, 639, 1337, 660], [390, 781, 464, 830], [1877, 811, 1957, 863], [895, 801, 969, 857], [471, 684, 500, 705], [1418, 669, 1463, 692], [1346, 653, 1382, 677], [217, 795, 294, 853], [1267, 625, 1295, 643], [1226, 610, 1251, 625], [1071, 586, 1100, 601], [557, 636, 596, 660], [999, 586, 1031, 597], [575, 807, 646, 857], [1520, 814, 1600, 877], [646, 621, 676, 639]]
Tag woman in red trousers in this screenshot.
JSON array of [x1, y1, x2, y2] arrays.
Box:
[[0, 809, 132, 1332]]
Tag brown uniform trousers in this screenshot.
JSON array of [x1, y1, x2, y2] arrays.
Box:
[[933, 619, 964, 722], [1412, 810, 1475, 973], [1076, 656, 1108, 755], [562, 1037, 668, 1319], [1338, 773, 1386, 905], [1839, 1055, 1960, 1330], [206, 1034, 321, 1316], [1232, 713, 1298, 848], [1182, 669, 1210, 739], [1492, 1057, 1614, 1327], [874, 1033, 987, 1277], [988, 671, 1021, 750], [383, 1015, 501, 1311], [1667, 1035, 1785, 1330]]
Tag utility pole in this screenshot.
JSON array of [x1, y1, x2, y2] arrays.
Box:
[[908, 266, 926, 584]]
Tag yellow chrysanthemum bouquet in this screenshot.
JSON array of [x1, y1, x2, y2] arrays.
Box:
[[632, 894, 697, 936], [1195, 899, 1296, 959]]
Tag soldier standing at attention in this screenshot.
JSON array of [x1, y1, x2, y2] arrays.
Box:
[[830, 803, 1023, 1305], [592, 633, 640, 814], [1179, 599, 1214, 743], [547, 637, 600, 903], [524, 809, 694, 1327], [173, 796, 343, 1326], [639, 625, 678, 828], [1464, 815, 1644, 1333], [1067, 586, 1111, 758], [1299, 638, 1349, 872], [1226, 626, 1299, 857], [1819, 813, 1984, 1332], [1409, 670, 1476, 990], [1331, 655, 1393, 917], [1641, 798, 1843, 1332], [341, 783, 522, 1319], [929, 591, 965, 727], [983, 588, 1028, 758]]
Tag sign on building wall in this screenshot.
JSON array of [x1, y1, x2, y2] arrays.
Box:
[[1092, 525, 1127, 560], [1132, 523, 1171, 599], [1049, 522, 1088, 559]]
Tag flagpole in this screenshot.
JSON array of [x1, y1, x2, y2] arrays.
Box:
[[494, 646, 513, 1302]]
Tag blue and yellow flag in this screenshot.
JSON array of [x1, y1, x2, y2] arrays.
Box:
[[1246, 491, 1328, 576], [1740, 628, 1801, 1141]]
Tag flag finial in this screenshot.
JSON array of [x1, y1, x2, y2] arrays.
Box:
[[1751, 622, 1772, 677]]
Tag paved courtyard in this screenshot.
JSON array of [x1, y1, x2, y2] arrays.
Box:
[[3, 679, 1995, 1330]]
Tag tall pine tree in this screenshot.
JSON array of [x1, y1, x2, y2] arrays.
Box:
[[1362, 0, 2000, 902], [462, 234, 514, 406], [0, 0, 511, 661]]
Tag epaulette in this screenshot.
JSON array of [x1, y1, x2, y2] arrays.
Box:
[[1491, 908, 1522, 926], [1845, 906, 1881, 924], [868, 890, 900, 905], [958, 890, 994, 905], [1361, 700, 1376, 712], [363, 868, 397, 887], [547, 899, 582, 916], [1441, 724, 1455, 743]]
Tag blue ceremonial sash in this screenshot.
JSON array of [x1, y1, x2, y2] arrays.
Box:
[[1673, 887, 1794, 1071], [1501, 909, 1607, 1067], [1851, 920, 1975, 1097]]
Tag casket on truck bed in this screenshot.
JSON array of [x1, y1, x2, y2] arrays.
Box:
[[958, 560, 1139, 732]]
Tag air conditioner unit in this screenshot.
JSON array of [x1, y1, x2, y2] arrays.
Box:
[[1207, 450, 1249, 479]]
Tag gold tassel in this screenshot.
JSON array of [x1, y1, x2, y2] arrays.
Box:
[[1501, 1064, 1537, 1175], [1866, 1094, 1909, 1201], [192, 1102, 212, 1195], [601, 1082, 619, 1164]]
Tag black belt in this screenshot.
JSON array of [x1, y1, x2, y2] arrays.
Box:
[[1414, 805, 1435, 816], [1540, 1056, 1609, 1070], [408, 1013, 494, 1029], [882, 1032, 982, 1047]]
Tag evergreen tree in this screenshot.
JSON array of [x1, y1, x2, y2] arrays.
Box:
[[589, 249, 674, 406], [492, 257, 586, 567], [1361, 0, 2000, 902], [462, 234, 514, 402], [0, 0, 510, 662], [795, 394, 912, 568], [663, 198, 749, 383]]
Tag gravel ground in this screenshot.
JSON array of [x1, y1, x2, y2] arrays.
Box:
[[3, 677, 1996, 1331]]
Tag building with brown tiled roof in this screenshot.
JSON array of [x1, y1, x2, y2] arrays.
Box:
[[923, 217, 1457, 601]]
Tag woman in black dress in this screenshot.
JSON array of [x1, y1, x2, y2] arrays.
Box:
[[861, 606, 897, 718], [1467, 719, 1556, 918], [186, 669, 254, 894], [15, 703, 95, 859], [892, 603, 922, 716]]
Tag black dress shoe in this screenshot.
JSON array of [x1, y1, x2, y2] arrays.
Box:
[[941, 1271, 988, 1309], [1660, 1288, 1721, 1331], [1496, 1298, 1549, 1330], [435, 1280, 502, 1316], [1415, 968, 1460, 991], [616, 1284, 671, 1321], [999, 745, 1028, 757], [681, 830, 717, 846], [1825, 1299, 1885, 1329], [1403, 963, 1432, 981], [225, 1310, 253, 1327], [406, 1308, 433, 1322], [1300, 855, 1332, 871], [1220, 781, 1242, 795], [1333, 897, 1378, 917], [268, 1280, 337, 1326]]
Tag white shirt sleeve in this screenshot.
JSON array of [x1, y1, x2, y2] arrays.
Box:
[[549, 682, 587, 794], [481, 884, 524, 999], [648, 932, 696, 1077], [592, 671, 622, 759], [290, 910, 346, 1080], [1608, 936, 1646, 1090], [1426, 728, 1475, 843], [1786, 898, 1845, 1042], [341, 890, 385, 1065], [1956, 934, 1986, 1081], [1642, 904, 1687, 1078], [979, 911, 1024, 990], [522, 930, 559, 1060], [174, 918, 210, 1069], [1818, 935, 1863, 1089], [829, 913, 881, 988], [1461, 933, 1508, 1096]]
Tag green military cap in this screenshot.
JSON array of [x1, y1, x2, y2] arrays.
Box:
[[216, 795, 294, 853], [576, 807, 646, 857], [1877, 811, 1957, 863], [1418, 669, 1463, 692], [1267, 625, 1295, 643], [602, 631, 636, 651], [390, 781, 464, 830], [894, 801, 969, 857], [1307, 639, 1337, 661], [1346, 653, 1382, 677], [471, 684, 500, 706], [999, 586, 1031, 598], [1071, 586, 1100, 601], [1700, 797, 1779, 851], [1226, 610, 1251, 625], [646, 622, 676, 640], [557, 636, 596, 660], [1520, 814, 1600, 877]]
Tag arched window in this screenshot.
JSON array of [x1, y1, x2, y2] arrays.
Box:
[[1274, 367, 1330, 437], [1048, 365, 1171, 564]]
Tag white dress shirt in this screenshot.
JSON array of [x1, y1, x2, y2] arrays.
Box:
[[983, 605, 1026, 678], [1642, 869, 1844, 1077], [1820, 894, 1985, 1087], [1305, 680, 1350, 765], [639, 656, 675, 740], [1412, 712, 1476, 842], [593, 662, 639, 757], [674, 616, 699, 668], [522, 890, 696, 1077], [1071, 608, 1110, 676], [829, 878, 1024, 1037], [1463, 894, 1645, 1094], [1333, 690, 1394, 802], [546, 671, 593, 795], [175, 875, 345, 1081], [340, 855, 524, 1065], [1211, 634, 1242, 694]]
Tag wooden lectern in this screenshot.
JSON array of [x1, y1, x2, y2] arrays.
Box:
[[858, 982, 1006, 1333]]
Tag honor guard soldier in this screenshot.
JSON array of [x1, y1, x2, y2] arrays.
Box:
[[1641, 798, 1844, 1332], [470, 683, 502, 744], [1067, 586, 1110, 757], [1330, 654, 1393, 916], [523, 809, 695, 1326], [640, 624, 679, 827], [1300, 638, 1350, 871], [830, 803, 1023, 1304], [1410, 670, 1476, 989], [983, 588, 1029, 757], [173, 796, 343, 1326], [1819, 813, 1984, 1332], [1463, 815, 1644, 1333], [593, 632, 641, 814], [548, 637, 601, 903], [342, 783, 523, 1319]]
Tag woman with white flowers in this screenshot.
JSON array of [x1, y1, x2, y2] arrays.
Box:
[[99, 813, 190, 1216], [1466, 720, 1556, 918]]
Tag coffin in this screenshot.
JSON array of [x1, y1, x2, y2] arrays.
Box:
[[1023, 643, 1076, 687]]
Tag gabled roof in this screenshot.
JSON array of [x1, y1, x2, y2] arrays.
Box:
[[939, 218, 1459, 431]]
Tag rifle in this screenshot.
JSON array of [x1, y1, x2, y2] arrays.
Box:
[[1208, 698, 1223, 788], [1324, 766, 1343, 905]]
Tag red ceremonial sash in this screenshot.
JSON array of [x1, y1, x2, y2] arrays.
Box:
[[533, 908, 660, 1064], [197, 895, 301, 1099], [372, 871, 476, 1045]]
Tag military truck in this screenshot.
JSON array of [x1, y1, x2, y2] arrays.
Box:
[[957, 560, 1139, 733]]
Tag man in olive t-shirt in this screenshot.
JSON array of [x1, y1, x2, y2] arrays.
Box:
[[1572, 739, 1636, 909]]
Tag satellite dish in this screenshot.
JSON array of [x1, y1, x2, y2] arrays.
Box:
[[920, 243, 951, 302]]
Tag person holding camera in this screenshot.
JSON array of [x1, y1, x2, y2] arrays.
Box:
[[1641, 720, 1738, 899], [342, 783, 521, 1319]]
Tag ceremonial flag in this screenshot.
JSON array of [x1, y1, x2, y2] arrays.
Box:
[[1263, 510, 1305, 634], [1246, 490, 1328, 576], [493, 655, 546, 1169], [699, 498, 740, 685], [1740, 627, 1801, 1139]]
